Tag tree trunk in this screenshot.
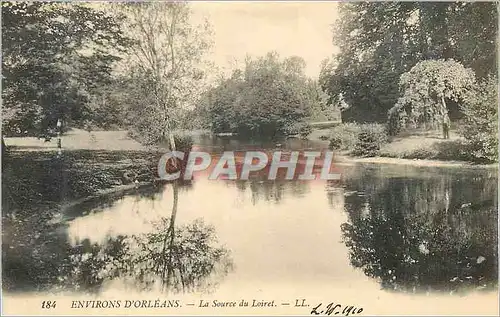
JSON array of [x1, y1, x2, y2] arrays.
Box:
[[164, 180, 179, 292], [163, 126, 178, 292], [441, 96, 448, 139], [169, 133, 176, 151], [2, 137, 7, 163]]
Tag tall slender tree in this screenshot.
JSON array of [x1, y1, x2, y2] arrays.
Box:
[[116, 2, 212, 148]]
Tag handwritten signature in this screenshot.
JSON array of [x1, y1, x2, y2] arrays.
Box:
[[310, 302, 363, 316]]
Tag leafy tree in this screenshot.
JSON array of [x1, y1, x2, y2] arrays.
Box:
[[1, 1, 130, 136], [306, 79, 339, 122], [459, 76, 498, 162], [320, 2, 422, 123], [203, 52, 324, 139], [448, 3, 498, 79], [320, 2, 497, 123], [77, 78, 132, 131], [115, 2, 212, 147], [388, 60, 475, 136]]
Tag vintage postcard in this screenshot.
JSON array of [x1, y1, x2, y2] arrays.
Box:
[[1, 1, 498, 316]]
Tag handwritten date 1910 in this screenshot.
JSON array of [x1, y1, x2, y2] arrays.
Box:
[[311, 302, 363, 316]]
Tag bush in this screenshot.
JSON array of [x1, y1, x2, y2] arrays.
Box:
[[299, 123, 313, 139], [361, 124, 388, 145], [329, 136, 343, 150], [283, 122, 312, 139], [328, 123, 363, 150], [352, 131, 378, 157], [352, 125, 388, 157], [329, 123, 388, 155], [459, 76, 498, 163], [169, 134, 194, 153]]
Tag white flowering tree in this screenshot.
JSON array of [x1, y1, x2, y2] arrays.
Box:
[[389, 60, 476, 137]]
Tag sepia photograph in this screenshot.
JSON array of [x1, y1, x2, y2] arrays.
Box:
[[1, 1, 499, 316]]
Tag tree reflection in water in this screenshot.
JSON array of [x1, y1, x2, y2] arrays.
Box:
[[233, 170, 310, 205], [340, 166, 498, 294], [64, 181, 233, 294]]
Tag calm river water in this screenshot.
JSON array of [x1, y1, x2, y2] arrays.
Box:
[[3, 136, 499, 315]]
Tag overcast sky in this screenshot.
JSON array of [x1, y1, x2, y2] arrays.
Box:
[[191, 1, 340, 79]]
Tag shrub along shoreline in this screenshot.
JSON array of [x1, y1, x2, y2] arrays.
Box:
[[312, 122, 497, 166]]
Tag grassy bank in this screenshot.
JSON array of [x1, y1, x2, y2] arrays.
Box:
[[1, 149, 163, 291], [335, 155, 498, 169], [2, 126, 199, 224], [2, 149, 160, 215], [308, 124, 497, 167]]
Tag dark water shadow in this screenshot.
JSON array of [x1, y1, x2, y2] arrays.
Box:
[[339, 164, 498, 294]]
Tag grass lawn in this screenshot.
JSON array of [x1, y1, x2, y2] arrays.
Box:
[[379, 129, 466, 159], [308, 125, 497, 165], [4, 128, 148, 152]]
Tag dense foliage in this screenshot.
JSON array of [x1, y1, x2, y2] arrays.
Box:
[[460, 77, 498, 163], [66, 218, 233, 293], [1, 1, 130, 136], [388, 60, 476, 134], [329, 123, 387, 153], [320, 2, 497, 123], [201, 53, 328, 139]]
